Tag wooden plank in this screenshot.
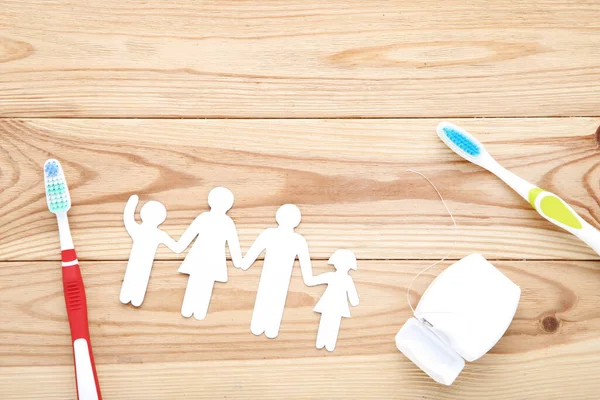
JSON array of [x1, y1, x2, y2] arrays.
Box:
[[2, 347, 600, 400], [1, 0, 599, 118], [1, 118, 600, 261], [1, 259, 599, 399]]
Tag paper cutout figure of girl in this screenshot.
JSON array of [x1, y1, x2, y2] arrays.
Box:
[[312, 249, 359, 352], [176, 187, 243, 320], [121, 195, 180, 307], [242, 204, 314, 339]]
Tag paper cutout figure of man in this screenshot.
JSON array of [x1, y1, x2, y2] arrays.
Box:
[[176, 187, 243, 320], [121, 195, 180, 307], [242, 204, 314, 338]]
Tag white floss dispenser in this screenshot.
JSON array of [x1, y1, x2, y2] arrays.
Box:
[[395, 253, 521, 385]]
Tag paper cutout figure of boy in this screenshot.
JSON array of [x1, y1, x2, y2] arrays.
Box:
[[176, 187, 243, 320], [121, 194, 180, 307], [312, 249, 359, 352], [242, 204, 314, 338]]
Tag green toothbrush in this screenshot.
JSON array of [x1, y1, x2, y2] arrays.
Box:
[[437, 122, 600, 256]]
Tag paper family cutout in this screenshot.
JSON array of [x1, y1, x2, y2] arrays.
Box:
[[120, 195, 180, 307], [243, 204, 314, 338], [120, 188, 359, 351], [313, 249, 359, 351], [176, 187, 242, 320]]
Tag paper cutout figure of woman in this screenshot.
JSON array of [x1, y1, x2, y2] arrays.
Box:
[[176, 187, 243, 320], [242, 204, 314, 339], [312, 249, 359, 352], [121, 195, 180, 307]]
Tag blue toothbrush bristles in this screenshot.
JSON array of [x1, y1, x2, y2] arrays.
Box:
[[44, 161, 60, 177], [44, 159, 71, 213], [442, 126, 481, 157]]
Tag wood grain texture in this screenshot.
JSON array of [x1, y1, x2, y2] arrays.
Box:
[[1, 0, 600, 118], [2, 1, 600, 397], [1, 259, 599, 399], [1, 118, 600, 261]]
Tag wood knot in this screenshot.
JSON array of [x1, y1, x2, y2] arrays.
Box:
[[0, 37, 34, 63], [540, 315, 560, 333]]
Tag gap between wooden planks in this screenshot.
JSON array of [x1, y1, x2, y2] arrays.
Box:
[[1, 0, 600, 118], [1, 118, 599, 261], [0, 259, 599, 399]]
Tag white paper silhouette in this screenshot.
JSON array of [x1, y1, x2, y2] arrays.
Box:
[[176, 187, 243, 320], [242, 204, 314, 339], [121, 195, 180, 307], [312, 249, 359, 352]]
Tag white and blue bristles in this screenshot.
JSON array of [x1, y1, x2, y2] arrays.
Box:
[[44, 159, 71, 213], [436, 122, 487, 167]]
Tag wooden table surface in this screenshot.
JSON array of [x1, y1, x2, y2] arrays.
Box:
[[1, 1, 600, 399]]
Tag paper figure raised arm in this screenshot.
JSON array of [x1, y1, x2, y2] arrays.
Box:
[[120, 195, 180, 307]]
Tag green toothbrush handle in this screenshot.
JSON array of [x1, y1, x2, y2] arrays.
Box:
[[528, 188, 600, 256]]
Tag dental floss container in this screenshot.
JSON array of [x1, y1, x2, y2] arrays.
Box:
[[395, 253, 521, 385]]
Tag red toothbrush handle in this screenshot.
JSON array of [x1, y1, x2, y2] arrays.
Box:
[[62, 250, 102, 400]]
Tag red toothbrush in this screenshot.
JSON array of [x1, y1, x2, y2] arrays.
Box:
[[44, 159, 102, 400]]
